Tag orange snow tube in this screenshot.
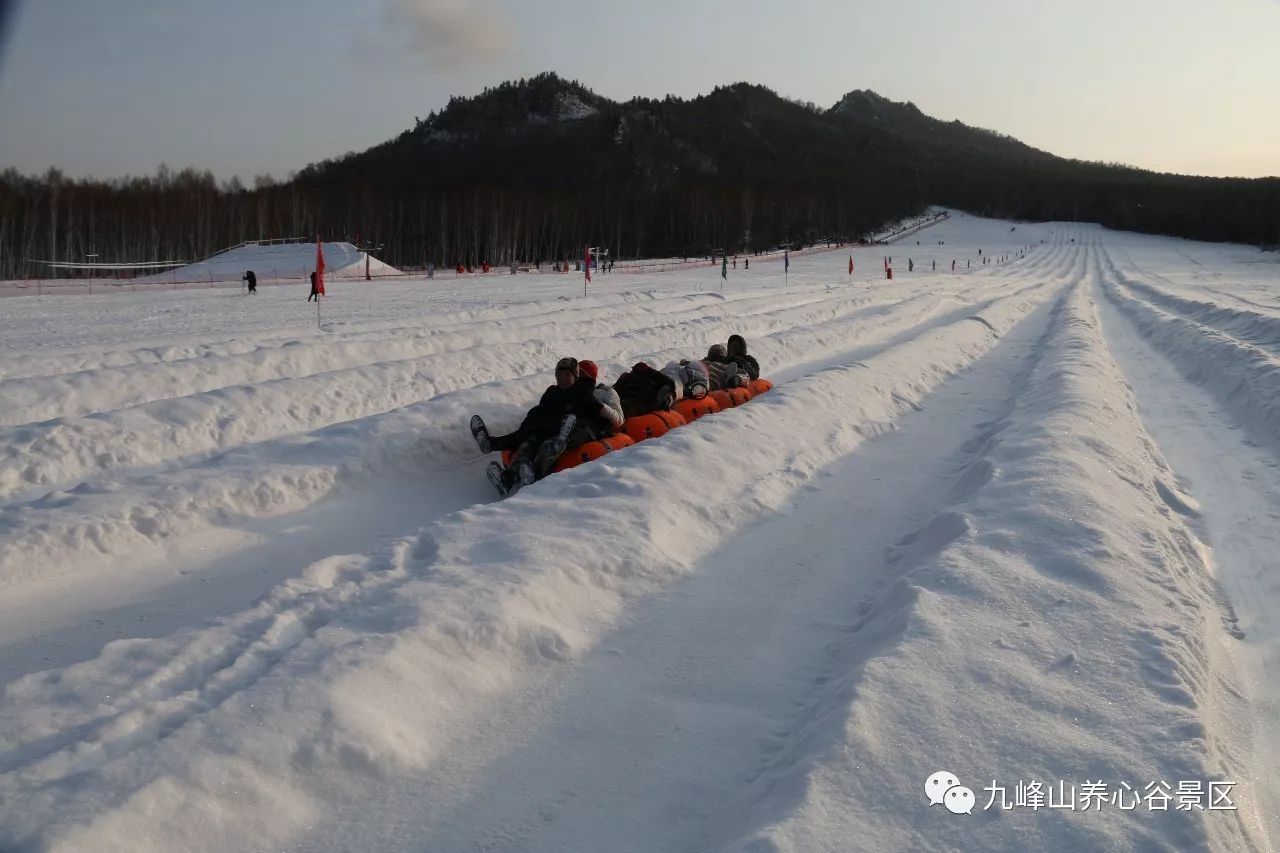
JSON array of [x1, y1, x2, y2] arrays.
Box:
[[674, 396, 721, 422], [622, 410, 687, 443], [710, 387, 753, 409], [499, 432, 638, 471], [707, 389, 732, 410], [550, 432, 636, 473], [747, 378, 774, 396]]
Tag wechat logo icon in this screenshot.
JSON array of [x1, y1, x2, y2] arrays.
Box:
[[926, 770, 975, 815]]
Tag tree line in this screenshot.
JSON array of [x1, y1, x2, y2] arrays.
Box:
[[1, 75, 1275, 280]]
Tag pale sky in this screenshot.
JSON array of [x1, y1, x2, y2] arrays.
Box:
[[1, 0, 1277, 181]]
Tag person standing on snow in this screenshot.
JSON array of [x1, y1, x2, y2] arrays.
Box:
[[242, 270, 257, 293], [307, 271, 320, 301]]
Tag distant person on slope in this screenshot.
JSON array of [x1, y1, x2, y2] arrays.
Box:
[[307, 271, 320, 302], [242, 270, 257, 293], [470, 357, 620, 496]]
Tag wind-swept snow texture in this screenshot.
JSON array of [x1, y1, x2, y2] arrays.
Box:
[[1, 214, 1277, 852]]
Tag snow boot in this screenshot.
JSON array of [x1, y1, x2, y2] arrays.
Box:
[[516, 460, 536, 489], [534, 414, 577, 473], [470, 415, 493, 454], [486, 461, 510, 497]]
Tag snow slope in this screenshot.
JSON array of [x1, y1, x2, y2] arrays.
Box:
[[138, 240, 403, 284], [0, 214, 1275, 852]]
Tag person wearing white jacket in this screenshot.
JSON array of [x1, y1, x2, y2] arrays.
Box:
[[586, 366, 625, 434], [660, 359, 709, 399]]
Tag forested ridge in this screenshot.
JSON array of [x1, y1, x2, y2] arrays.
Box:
[[2, 72, 1276, 278]]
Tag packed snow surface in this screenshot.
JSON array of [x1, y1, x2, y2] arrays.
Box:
[[1, 213, 1278, 852]]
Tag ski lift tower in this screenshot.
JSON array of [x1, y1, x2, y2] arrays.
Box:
[[587, 246, 608, 274]]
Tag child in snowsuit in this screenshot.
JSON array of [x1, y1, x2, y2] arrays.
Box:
[[243, 270, 257, 293], [307, 271, 320, 301]]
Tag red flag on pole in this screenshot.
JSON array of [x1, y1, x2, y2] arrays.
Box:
[[315, 236, 326, 295], [848, 255, 854, 275], [584, 246, 592, 284]]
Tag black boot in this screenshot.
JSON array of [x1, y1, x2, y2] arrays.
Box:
[[470, 415, 493, 453], [534, 414, 577, 473], [486, 461, 509, 496]]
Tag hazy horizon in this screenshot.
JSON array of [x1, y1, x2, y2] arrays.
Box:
[[1, 0, 1277, 182]]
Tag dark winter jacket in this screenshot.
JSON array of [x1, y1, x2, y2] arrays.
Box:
[[724, 335, 761, 380], [520, 375, 611, 436], [614, 362, 677, 418]]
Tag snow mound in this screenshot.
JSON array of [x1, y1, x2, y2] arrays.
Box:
[[142, 242, 402, 284]]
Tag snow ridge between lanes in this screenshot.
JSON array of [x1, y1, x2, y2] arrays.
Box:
[[731, 269, 1261, 852], [1102, 249, 1280, 449]]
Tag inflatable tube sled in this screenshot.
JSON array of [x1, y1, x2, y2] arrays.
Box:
[[488, 377, 772, 489], [707, 390, 732, 411], [550, 433, 636, 473], [500, 432, 636, 472], [673, 396, 720, 422], [710, 387, 753, 410], [622, 410, 686, 443]]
